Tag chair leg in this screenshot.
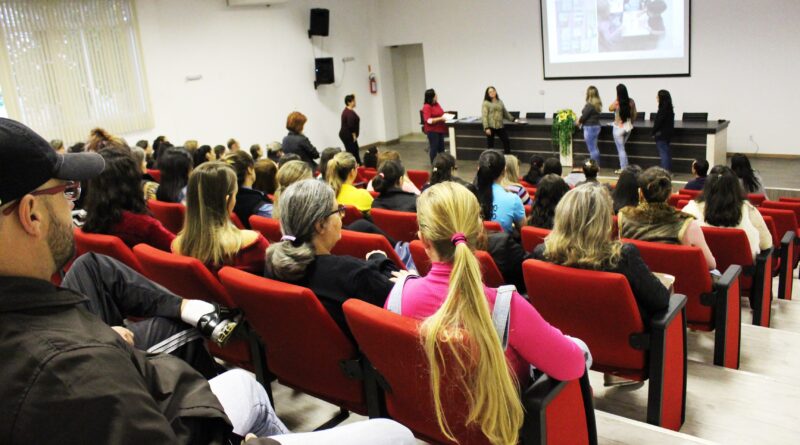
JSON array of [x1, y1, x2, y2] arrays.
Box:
[[313, 407, 350, 431]]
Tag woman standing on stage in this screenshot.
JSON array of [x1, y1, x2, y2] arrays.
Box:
[[339, 94, 362, 165], [422, 88, 448, 164], [652, 89, 675, 171], [609, 84, 637, 174], [481, 86, 515, 154], [578, 86, 603, 167]]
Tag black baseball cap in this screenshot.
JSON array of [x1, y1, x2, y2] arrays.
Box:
[[0, 118, 105, 207]]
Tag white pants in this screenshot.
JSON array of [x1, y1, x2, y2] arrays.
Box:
[[208, 369, 289, 437], [268, 419, 416, 445]]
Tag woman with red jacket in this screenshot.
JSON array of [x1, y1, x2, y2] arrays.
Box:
[[422, 88, 448, 164]]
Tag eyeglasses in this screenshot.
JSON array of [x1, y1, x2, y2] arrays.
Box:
[[326, 204, 346, 219], [1, 181, 81, 216]]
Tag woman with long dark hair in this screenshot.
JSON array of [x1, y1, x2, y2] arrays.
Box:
[[612, 165, 642, 213], [652, 89, 675, 171], [156, 147, 193, 203], [423, 152, 474, 193], [475, 150, 525, 233], [730, 153, 765, 194], [608, 84, 637, 173], [481, 86, 514, 154], [193, 144, 217, 168], [528, 174, 570, 229], [422, 88, 448, 164], [522, 155, 545, 185]]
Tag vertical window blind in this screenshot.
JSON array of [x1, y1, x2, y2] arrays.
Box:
[[0, 0, 152, 142]]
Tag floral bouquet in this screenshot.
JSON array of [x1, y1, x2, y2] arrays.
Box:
[[551, 109, 577, 156]]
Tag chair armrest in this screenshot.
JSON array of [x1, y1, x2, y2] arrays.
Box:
[[651, 294, 688, 330], [714, 265, 743, 293], [755, 247, 773, 268], [781, 230, 796, 247], [521, 370, 597, 445]]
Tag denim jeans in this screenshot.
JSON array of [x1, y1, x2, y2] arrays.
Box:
[[612, 125, 630, 169], [427, 131, 445, 164], [656, 139, 672, 171], [208, 369, 289, 437], [583, 125, 602, 166]]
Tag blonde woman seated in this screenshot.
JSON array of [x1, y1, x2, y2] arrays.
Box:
[[172, 162, 269, 275], [682, 166, 772, 260], [501, 154, 532, 205], [617, 167, 716, 270], [326, 152, 374, 214], [385, 182, 588, 445], [273, 160, 313, 220]]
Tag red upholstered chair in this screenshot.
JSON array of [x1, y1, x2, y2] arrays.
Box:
[[408, 239, 505, 286], [342, 299, 597, 445], [761, 200, 800, 227], [519, 179, 535, 188], [521, 226, 551, 253], [701, 227, 773, 327], [249, 215, 282, 243], [368, 190, 379, 198], [132, 244, 251, 369], [146, 169, 161, 183], [747, 194, 766, 206], [676, 199, 689, 210], [356, 166, 377, 184], [73, 228, 143, 273], [522, 259, 688, 430], [370, 208, 419, 243], [406, 169, 430, 190], [483, 220, 503, 232], [667, 194, 690, 207], [761, 216, 782, 279], [147, 199, 185, 235], [525, 204, 532, 216], [625, 239, 742, 369], [758, 207, 798, 296], [409, 240, 432, 276], [526, 186, 537, 198], [678, 188, 701, 198], [332, 229, 406, 270], [342, 205, 364, 226], [229, 213, 245, 229], [779, 197, 800, 203], [219, 267, 370, 421]]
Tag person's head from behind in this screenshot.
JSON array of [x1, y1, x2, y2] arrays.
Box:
[[657, 89, 673, 112], [273, 160, 313, 218], [194, 145, 216, 167], [319, 147, 341, 180], [325, 152, 358, 196], [213, 144, 226, 160], [86, 128, 127, 153], [616, 83, 631, 120], [699, 165, 745, 227], [638, 166, 672, 204], [730, 153, 760, 190], [372, 159, 406, 195], [542, 157, 562, 176], [363, 146, 379, 169], [525, 155, 545, 180], [50, 139, 64, 154], [475, 150, 506, 220], [0, 118, 104, 278], [416, 181, 523, 444], [502, 154, 521, 185], [156, 147, 193, 203], [277, 153, 301, 168], [529, 174, 570, 229], [249, 144, 262, 160], [582, 159, 599, 180], [130, 146, 148, 175], [253, 159, 278, 196], [585, 85, 602, 111], [136, 139, 148, 150], [612, 165, 642, 209], [68, 142, 85, 153], [227, 138, 239, 152], [286, 111, 307, 134], [83, 149, 147, 234], [483, 86, 498, 102], [266, 179, 341, 281], [430, 152, 457, 185], [546, 184, 622, 269], [223, 150, 256, 188], [424, 88, 437, 105], [184, 140, 199, 153], [376, 149, 401, 170], [692, 158, 709, 178], [266, 142, 283, 161], [344, 94, 356, 108]]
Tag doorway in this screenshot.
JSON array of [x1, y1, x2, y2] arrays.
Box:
[[389, 44, 426, 138]]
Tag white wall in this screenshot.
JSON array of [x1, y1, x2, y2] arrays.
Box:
[[373, 0, 800, 155]]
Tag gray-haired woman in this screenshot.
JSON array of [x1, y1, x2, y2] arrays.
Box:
[[264, 179, 401, 334]]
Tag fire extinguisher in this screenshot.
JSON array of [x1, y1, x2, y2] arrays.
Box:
[[368, 65, 378, 94]]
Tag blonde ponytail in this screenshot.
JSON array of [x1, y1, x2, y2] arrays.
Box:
[[325, 152, 357, 197], [418, 182, 523, 445]]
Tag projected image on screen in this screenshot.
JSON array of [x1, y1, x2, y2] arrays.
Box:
[[542, 0, 690, 79]]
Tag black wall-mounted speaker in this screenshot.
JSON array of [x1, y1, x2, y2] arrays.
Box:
[[309, 8, 329, 37], [314, 57, 334, 88]]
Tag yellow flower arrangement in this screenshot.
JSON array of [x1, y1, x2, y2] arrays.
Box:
[[552, 109, 577, 156]]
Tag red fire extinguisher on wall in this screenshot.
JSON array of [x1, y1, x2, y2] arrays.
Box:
[[369, 65, 378, 94]]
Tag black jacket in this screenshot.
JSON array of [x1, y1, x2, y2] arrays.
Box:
[[486, 232, 527, 293], [371, 187, 418, 212], [282, 131, 319, 169], [233, 187, 272, 229], [651, 109, 675, 141]]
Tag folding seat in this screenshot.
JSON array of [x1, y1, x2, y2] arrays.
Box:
[[73, 228, 143, 273], [483, 220, 503, 232], [370, 208, 418, 243], [356, 166, 377, 184], [778, 197, 800, 204], [701, 227, 773, 327], [676, 199, 689, 210], [229, 212, 245, 229], [132, 244, 252, 369], [522, 259, 688, 430], [761, 200, 800, 227], [342, 204, 363, 226], [147, 199, 185, 234], [678, 188, 701, 198], [408, 239, 505, 287], [219, 267, 371, 423], [667, 194, 690, 207], [343, 299, 597, 445], [757, 207, 797, 299], [521, 226, 550, 253], [747, 193, 766, 206], [625, 239, 742, 369], [331, 229, 406, 270], [249, 215, 282, 243], [146, 168, 161, 182], [406, 169, 430, 190]]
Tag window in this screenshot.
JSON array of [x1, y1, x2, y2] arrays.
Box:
[[0, 0, 152, 142]]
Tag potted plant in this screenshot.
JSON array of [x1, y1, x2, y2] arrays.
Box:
[[552, 109, 577, 167]]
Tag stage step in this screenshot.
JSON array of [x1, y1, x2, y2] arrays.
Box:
[[742, 295, 800, 334], [588, 361, 800, 444], [596, 411, 716, 445]]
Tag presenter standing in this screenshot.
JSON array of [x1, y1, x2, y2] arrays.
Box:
[[609, 83, 637, 174], [339, 94, 361, 165], [651, 89, 674, 171], [422, 88, 448, 164], [481, 86, 515, 154], [578, 86, 603, 167]]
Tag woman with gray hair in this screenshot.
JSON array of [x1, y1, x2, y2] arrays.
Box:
[[264, 179, 400, 334]]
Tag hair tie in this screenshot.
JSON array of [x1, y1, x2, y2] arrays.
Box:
[[432, 167, 438, 172], [378, 172, 385, 178], [450, 232, 468, 246], [280, 235, 296, 242]]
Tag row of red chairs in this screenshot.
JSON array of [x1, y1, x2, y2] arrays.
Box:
[[356, 167, 430, 191]]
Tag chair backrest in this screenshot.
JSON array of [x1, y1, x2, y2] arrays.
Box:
[[635, 111, 645, 121], [598, 112, 614, 120], [147, 199, 186, 234], [761, 216, 780, 250], [509, 111, 520, 119], [229, 212, 245, 229], [146, 169, 161, 182], [370, 208, 419, 242], [678, 189, 701, 198], [758, 208, 798, 241], [219, 267, 365, 411], [667, 194, 690, 207], [779, 197, 800, 203], [483, 220, 503, 232], [526, 112, 545, 119], [356, 166, 377, 184], [133, 243, 235, 307], [700, 227, 754, 292], [526, 186, 538, 197], [73, 228, 143, 273], [682, 112, 708, 122], [409, 239, 432, 275], [406, 169, 430, 190], [625, 239, 714, 326], [649, 112, 657, 121], [408, 239, 504, 286], [331, 229, 406, 270], [761, 201, 800, 226], [525, 204, 532, 216], [747, 194, 766, 206], [521, 225, 551, 252], [676, 199, 689, 210], [523, 259, 646, 374], [342, 204, 364, 226], [249, 215, 282, 243]]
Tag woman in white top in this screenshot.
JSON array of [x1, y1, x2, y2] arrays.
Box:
[[608, 83, 637, 174], [682, 166, 772, 259]]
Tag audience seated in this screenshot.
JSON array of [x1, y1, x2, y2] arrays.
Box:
[[213, 143, 227, 160], [527, 173, 570, 229], [85, 127, 127, 153], [522, 154, 545, 185], [224, 150, 274, 226], [618, 167, 716, 269], [370, 159, 417, 212], [730, 153, 766, 195], [172, 162, 268, 275], [576, 158, 601, 187], [253, 158, 278, 196], [193, 144, 217, 168], [155, 147, 193, 204], [563, 164, 586, 187], [422, 152, 474, 193], [684, 158, 709, 191], [326, 152, 374, 214], [362, 146, 378, 169], [683, 166, 772, 260], [542, 157, 563, 176], [282, 111, 319, 169], [386, 181, 588, 444], [264, 179, 398, 335], [501, 154, 532, 205], [250, 143, 263, 160], [367, 150, 421, 195], [266, 141, 284, 163], [611, 165, 642, 213], [273, 160, 313, 220], [131, 145, 159, 201], [317, 146, 341, 181], [227, 138, 240, 152], [83, 149, 175, 251], [184, 139, 199, 154], [475, 150, 525, 234]]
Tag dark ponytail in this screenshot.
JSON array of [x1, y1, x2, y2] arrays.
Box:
[[637, 166, 672, 203], [430, 152, 456, 185], [475, 150, 505, 220], [372, 159, 405, 195]]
